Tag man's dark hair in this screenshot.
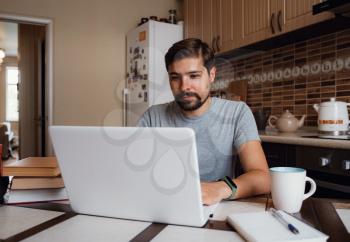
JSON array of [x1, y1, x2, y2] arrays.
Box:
[[165, 38, 215, 73]]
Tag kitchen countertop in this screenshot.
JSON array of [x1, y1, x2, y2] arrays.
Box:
[[259, 127, 350, 149]]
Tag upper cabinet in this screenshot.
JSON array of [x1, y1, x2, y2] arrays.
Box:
[[184, 0, 334, 52], [240, 0, 278, 46], [219, 0, 244, 52], [282, 0, 334, 33], [184, 0, 212, 47], [184, 0, 241, 54], [184, 0, 201, 40]]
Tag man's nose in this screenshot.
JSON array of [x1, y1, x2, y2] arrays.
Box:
[[180, 76, 191, 91]]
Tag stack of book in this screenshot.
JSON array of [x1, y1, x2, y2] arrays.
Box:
[[2, 157, 68, 204]]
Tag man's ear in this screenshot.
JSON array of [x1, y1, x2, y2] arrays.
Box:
[[209, 66, 216, 83]]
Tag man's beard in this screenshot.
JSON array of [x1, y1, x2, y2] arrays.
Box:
[[175, 91, 210, 111]]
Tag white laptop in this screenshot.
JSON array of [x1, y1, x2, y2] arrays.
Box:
[[49, 126, 217, 227]]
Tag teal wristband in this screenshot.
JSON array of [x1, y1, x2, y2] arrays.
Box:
[[219, 176, 237, 200]]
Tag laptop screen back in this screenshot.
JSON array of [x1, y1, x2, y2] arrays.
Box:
[[50, 126, 208, 226]]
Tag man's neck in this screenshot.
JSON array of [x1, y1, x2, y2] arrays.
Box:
[[181, 96, 212, 117]]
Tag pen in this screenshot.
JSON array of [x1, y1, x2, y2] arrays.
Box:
[[269, 208, 300, 234]]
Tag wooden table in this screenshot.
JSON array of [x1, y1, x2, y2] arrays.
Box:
[[1, 197, 349, 242]]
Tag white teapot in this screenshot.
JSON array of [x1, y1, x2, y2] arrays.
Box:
[[268, 110, 306, 133]]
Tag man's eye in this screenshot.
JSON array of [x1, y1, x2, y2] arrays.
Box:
[[170, 76, 180, 81], [190, 74, 200, 79]]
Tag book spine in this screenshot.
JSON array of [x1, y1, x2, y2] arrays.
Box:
[[3, 168, 60, 177]]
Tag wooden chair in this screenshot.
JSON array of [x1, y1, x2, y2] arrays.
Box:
[[0, 124, 10, 159], [0, 144, 2, 177], [0, 144, 10, 204]]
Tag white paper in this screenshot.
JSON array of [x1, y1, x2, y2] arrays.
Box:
[[6, 188, 68, 204], [227, 210, 329, 242], [151, 225, 245, 242], [336, 208, 350, 233], [0, 206, 64, 240], [22, 215, 151, 242]]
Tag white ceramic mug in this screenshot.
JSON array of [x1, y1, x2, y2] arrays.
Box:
[[270, 167, 316, 213]]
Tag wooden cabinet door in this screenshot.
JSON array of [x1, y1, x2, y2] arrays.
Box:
[[202, 0, 218, 50], [184, 0, 335, 53], [217, 0, 243, 52], [184, 0, 217, 51], [184, 0, 203, 39], [210, 0, 220, 52], [282, 0, 334, 33], [241, 0, 279, 46], [262, 142, 296, 168]]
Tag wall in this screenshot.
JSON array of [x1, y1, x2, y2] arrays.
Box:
[[215, 28, 350, 126], [0, 0, 182, 126]]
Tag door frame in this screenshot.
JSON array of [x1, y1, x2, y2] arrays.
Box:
[[0, 12, 54, 155]]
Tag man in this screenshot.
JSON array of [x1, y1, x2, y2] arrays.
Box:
[[138, 38, 270, 205]]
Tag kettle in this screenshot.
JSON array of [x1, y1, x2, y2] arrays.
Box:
[[253, 109, 270, 130], [268, 110, 306, 132], [313, 97, 350, 134]]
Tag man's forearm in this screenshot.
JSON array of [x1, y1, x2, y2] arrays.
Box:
[[232, 169, 271, 199]]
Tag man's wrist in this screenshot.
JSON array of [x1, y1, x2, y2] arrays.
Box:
[[218, 176, 238, 200], [218, 181, 232, 199]]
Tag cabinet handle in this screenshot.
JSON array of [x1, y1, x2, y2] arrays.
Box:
[[342, 160, 350, 171], [216, 35, 221, 52], [270, 13, 275, 34], [319, 157, 331, 167], [277, 10, 282, 32], [211, 36, 217, 53]]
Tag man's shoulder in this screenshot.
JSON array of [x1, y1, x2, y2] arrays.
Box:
[[210, 98, 252, 123], [212, 97, 247, 111]]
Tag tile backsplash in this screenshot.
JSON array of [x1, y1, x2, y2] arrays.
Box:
[[215, 28, 350, 126]]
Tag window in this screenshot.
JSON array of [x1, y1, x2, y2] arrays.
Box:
[[6, 66, 19, 121]]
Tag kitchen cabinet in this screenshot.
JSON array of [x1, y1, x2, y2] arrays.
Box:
[[240, 0, 334, 46], [219, 0, 241, 52], [262, 142, 296, 168], [184, 0, 215, 50], [295, 145, 350, 198], [183, 0, 241, 53], [184, 0, 334, 52], [282, 0, 334, 33], [262, 142, 350, 198], [240, 0, 278, 47], [184, 0, 202, 41], [203, 0, 221, 51]]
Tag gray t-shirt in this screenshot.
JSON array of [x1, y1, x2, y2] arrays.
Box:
[[137, 97, 260, 181]]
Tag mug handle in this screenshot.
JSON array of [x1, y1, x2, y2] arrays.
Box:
[[303, 176, 317, 200], [268, 115, 278, 128]]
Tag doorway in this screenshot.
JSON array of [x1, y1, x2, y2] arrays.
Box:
[[18, 23, 47, 159], [0, 13, 54, 160]]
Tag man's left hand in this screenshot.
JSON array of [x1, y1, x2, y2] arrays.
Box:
[[200, 181, 232, 205]]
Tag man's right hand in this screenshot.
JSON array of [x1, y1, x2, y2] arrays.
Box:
[[200, 181, 232, 205]]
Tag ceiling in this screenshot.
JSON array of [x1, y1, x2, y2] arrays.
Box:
[[0, 22, 18, 57]]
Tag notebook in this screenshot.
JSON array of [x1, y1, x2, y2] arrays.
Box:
[[227, 210, 329, 242]]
